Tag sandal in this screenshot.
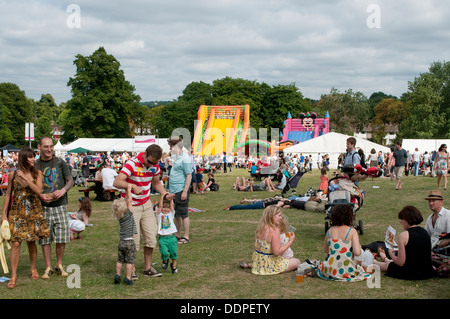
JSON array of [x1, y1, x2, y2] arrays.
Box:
[[42, 267, 53, 279], [55, 264, 69, 277], [178, 237, 190, 244], [30, 269, 39, 280], [240, 261, 251, 269], [7, 277, 16, 289]]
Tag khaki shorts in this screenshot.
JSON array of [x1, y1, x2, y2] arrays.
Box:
[[130, 200, 157, 250], [394, 166, 404, 180]]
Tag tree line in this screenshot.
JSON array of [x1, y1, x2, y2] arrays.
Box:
[[1, 47, 449, 149]]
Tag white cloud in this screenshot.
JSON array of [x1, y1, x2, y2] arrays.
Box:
[[0, 0, 449, 104]]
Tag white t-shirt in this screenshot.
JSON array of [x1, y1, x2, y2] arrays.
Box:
[[157, 211, 177, 235], [425, 207, 450, 246], [413, 151, 420, 162], [101, 167, 118, 190]]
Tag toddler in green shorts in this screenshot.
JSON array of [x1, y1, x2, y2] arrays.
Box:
[[156, 198, 178, 274]]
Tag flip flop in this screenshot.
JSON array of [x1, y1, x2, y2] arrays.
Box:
[[178, 237, 190, 244], [240, 261, 250, 269]]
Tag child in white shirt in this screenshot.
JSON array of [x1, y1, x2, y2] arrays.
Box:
[[156, 199, 178, 274]]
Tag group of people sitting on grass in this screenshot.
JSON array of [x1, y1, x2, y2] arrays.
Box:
[[239, 189, 450, 281]]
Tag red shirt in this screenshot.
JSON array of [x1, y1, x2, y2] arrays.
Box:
[[119, 152, 161, 206]]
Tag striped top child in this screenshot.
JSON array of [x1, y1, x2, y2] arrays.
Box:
[[119, 152, 161, 206]]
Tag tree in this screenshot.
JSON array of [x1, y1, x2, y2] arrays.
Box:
[[370, 98, 406, 144], [0, 82, 33, 146], [317, 88, 370, 135], [62, 47, 141, 143], [398, 61, 448, 139]]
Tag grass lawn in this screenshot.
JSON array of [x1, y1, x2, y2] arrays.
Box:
[[1, 167, 449, 300]]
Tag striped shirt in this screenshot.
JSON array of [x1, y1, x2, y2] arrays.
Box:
[[119, 209, 138, 239], [119, 152, 161, 206]]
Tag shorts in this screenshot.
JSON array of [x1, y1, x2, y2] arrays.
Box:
[[174, 191, 189, 219], [394, 166, 404, 180], [117, 239, 136, 264], [159, 235, 178, 261], [258, 180, 267, 191], [130, 200, 158, 250], [39, 205, 70, 245], [82, 169, 90, 178]]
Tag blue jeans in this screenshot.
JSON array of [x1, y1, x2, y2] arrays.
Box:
[[229, 201, 264, 210], [413, 161, 419, 176]]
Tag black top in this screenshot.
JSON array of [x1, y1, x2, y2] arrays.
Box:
[[386, 227, 434, 280]]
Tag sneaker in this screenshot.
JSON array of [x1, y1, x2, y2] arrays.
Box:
[[170, 262, 178, 274], [42, 267, 54, 279], [114, 274, 121, 284], [123, 277, 133, 285], [162, 260, 169, 270], [55, 264, 69, 277], [143, 267, 162, 277], [131, 270, 138, 281]]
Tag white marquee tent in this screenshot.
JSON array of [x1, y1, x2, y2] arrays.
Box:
[[57, 138, 171, 154], [283, 132, 390, 169], [401, 139, 450, 154]]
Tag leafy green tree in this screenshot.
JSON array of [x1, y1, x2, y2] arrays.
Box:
[[62, 47, 141, 143], [398, 62, 448, 139], [317, 88, 370, 135], [0, 82, 33, 146]]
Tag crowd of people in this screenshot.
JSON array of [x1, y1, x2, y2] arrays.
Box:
[[0, 137, 449, 289]]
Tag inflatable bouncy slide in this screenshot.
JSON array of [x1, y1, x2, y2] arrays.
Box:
[[280, 111, 330, 150], [192, 105, 250, 156]]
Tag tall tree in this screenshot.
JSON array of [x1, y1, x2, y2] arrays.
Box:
[[0, 82, 33, 146], [62, 47, 141, 143]]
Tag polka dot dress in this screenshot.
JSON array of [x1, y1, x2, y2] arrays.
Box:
[[317, 230, 372, 282]]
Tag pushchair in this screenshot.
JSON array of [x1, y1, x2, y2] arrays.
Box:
[[324, 175, 364, 235], [72, 168, 85, 186], [281, 168, 306, 198]]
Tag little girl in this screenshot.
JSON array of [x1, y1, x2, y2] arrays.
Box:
[[319, 167, 329, 194], [68, 197, 92, 240], [156, 198, 178, 274], [251, 206, 300, 275]]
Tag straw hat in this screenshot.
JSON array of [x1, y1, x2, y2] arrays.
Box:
[[425, 190, 444, 200]]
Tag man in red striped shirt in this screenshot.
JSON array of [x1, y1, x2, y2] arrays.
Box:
[[114, 144, 174, 279]]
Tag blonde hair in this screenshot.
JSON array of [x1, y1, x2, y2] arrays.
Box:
[[111, 198, 128, 219], [255, 205, 284, 237]]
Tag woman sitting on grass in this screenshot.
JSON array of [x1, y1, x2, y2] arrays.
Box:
[[373, 206, 434, 280], [246, 205, 300, 275]]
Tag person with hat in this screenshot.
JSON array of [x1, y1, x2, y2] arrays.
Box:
[[424, 190, 450, 247]]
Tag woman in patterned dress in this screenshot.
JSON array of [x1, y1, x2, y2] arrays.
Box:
[[1, 147, 49, 288], [317, 204, 371, 282], [251, 206, 300, 275], [434, 144, 449, 191]]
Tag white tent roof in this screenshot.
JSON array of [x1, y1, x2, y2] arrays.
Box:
[[402, 139, 450, 154], [60, 138, 171, 154], [283, 132, 390, 155]]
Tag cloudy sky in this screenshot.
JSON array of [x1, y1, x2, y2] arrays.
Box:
[[1, 0, 449, 105]]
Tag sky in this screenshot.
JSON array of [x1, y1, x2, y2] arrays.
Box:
[[1, 0, 449, 105]]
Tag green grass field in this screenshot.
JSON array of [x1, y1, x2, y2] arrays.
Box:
[[1, 167, 449, 299]]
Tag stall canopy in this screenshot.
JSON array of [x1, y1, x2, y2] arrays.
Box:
[[60, 138, 171, 154], [67, 147, 92, 153], [283, 132, 390, 169], [0, 144, 21, 152]]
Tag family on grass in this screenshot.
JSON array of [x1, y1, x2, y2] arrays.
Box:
[[240, 189, 449, 282]]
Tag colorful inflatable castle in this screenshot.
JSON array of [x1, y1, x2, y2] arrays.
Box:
[[280, 111, 330, 149]]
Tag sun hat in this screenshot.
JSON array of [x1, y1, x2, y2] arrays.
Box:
[[425, 190, 444, 200]]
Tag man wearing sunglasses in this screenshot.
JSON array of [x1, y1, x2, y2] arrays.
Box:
[[114, 144, 174, 279]]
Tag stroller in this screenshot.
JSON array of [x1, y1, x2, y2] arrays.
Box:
[[281, 168, 306, 198], [72, 168, 85, 187], [324, 175, 364, 235]]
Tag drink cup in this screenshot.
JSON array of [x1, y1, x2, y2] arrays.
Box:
[[296, 270, 304, 283]]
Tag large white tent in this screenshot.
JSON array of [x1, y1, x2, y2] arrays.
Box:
[[283, 132, 390, 169], [59, 138, 171, 154], [402, 139, 450, 154]]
